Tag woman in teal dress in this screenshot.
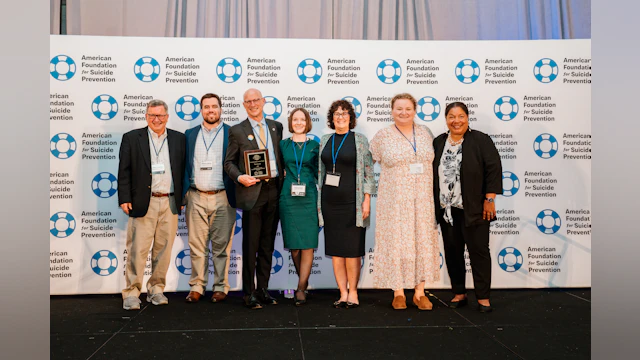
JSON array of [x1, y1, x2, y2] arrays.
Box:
[[279, 107, 319, 306]]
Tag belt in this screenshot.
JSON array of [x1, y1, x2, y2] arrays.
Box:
[[193, 188, 225, 195], [151, 192, 174, 197]]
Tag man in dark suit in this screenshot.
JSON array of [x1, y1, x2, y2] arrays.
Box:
[[183, 93, 236, 304], [118, 99, 186, 311], [224, 88, 284, 309]]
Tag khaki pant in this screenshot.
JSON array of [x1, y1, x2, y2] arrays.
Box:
[[185, 188, 236, 294], [122, 196, 178, 299]]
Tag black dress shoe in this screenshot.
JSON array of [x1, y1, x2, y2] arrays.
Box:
[[244, 294, 263, 310], [448, 298, 468, 309], [257, 288, 278, 305], [478, 304, 493, 313]]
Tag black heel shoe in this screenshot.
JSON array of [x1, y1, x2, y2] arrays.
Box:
[[478, 303, 493, 313], [333, 300, 347, 308], [294, 290, 307, 306], [346, 301, 360, 309], [448, 298, 468, 309]]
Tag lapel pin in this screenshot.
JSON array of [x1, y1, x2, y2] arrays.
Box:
[[248, 134, 254, 141]]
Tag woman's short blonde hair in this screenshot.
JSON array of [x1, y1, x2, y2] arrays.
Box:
[[391, 93, 417, 110]]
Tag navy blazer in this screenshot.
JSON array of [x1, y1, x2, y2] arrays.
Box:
[[117, 127, 186, 218], [183, 123, 236, 208], [223, 118, 284, 210]]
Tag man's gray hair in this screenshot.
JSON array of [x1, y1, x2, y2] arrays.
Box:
[[146, 99, 168, 112]]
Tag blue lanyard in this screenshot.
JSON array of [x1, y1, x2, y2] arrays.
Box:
[[254, 122, 269, 149], [148, 130, 167, 160], [292, 139, 308, 184], [331, 131, 350, 173], [395, 124, 416, 155], [201, 124, 223, 154]]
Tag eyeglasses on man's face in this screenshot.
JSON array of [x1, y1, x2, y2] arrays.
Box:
[[333, 112, 350, 118], [147, 114, 168, 120], [243, 98, 263, 105]]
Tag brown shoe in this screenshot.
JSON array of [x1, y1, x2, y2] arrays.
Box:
[[211, 291, 227, 303], [412, 295, 433, 311], [392, 295, 407, 310], [186, 291, 202, 303]]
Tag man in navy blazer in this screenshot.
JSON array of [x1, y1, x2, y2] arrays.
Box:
[[224, 88, 284, 309], [182, 93, 237, 304], [118, 99, 186, 310]]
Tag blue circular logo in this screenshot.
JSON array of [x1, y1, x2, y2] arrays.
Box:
[[175, 95, 201, 121], [271, 249, 284, 274], [439, 252, 444, 269], [494, 96, 519, 121], [91, 172, 118, 198], [306, 134, 321, 144], [133, 56, 160, 82], [342, 96, 362, 118], [502, 171, 520, 197], [417, 96, 441, 121], [533, 133, 559, 159], [50, 55, 76, 81], [533, 58, 559, 83], [175, 249, 192, 275], [263, 96, 282, 120], [217, 57, 242, 83], [376, 59, 402, 84], [91, 250, 118, 276], [50, 133, 77, 159], [536, 209, 562, 234], [455, 59, 480, 84], [498, 247, 523, 272], [50, 212, 76, 238], [234, 210, 242, 235], [91, 95, 118, 120], [318, 226, 324, 233], [297, 58, 323, 84]]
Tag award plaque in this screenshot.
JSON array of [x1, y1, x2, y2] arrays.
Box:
[[244, 149, 271, 180]]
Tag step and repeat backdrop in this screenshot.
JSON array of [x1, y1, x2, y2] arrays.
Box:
[[50, 35, 591, 295]]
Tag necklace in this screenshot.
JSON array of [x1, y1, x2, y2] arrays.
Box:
[[447, 135, 464, 146]]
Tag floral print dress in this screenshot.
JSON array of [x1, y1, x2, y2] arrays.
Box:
[[369, 124, 440, 289]]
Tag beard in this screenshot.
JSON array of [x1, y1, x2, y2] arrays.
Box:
[[204, 114, 220, 125]]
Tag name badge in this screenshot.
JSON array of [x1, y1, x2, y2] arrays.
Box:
[[152, 163, 165, 174], [291, 183, 306, 197], [325, 172, 341, 187], [200, 161, 213, 170], [409, 163, 424, 174], [270, 159, 277, 177]]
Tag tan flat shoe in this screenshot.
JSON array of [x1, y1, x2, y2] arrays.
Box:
[[392, 295, 407, 310], [413, 295, 433, 311]]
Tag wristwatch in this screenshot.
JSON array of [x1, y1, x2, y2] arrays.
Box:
[[485, 198, 494, 203]]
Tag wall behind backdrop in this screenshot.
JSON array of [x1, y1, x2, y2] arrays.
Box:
[[50, 0, 590, 41]]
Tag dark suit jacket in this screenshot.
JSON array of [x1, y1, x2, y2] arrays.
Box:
[[183, 123, 236, 208], [224, 118, 284, 210], [117, 127, 186, 218], [433, 129, 502, 227]]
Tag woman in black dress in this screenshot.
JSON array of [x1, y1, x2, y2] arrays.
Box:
[[317, 99, 375, 308]]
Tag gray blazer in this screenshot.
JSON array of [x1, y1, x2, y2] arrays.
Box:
[[317, 132, 376, 228]]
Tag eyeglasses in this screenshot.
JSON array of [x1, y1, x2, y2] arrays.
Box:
[[333, 112, 350, 118], [147, 114, 168, 120], [243, 98, 263, 105]]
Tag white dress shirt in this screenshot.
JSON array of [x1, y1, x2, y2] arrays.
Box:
[[193, 123, 225, 191], [148, 129, 174, 194]]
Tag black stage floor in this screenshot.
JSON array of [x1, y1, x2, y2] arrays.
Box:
[[51, 288, 590, 359]]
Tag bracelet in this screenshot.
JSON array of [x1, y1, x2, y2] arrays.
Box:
[[485, 198, 494, 203]]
